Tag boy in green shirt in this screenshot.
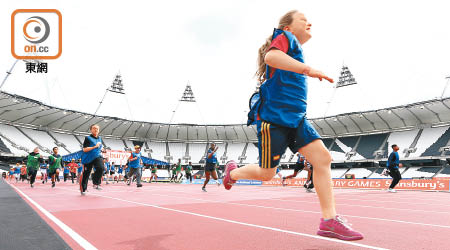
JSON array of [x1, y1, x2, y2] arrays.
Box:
[[48, 147, 63, 188]]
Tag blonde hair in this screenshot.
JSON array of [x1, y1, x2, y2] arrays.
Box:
[[256, 10, 298, 84]]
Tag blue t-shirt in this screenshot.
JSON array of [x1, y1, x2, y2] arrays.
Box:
[[387, 151, 400, 169], [77, 164, 83, 173], [258, 29, 308, 128], [118, 166, 123, 173], [40, 164, 47, 169], [206, 149, 217, 164], [14, 167, 20, 174], [63, 166, 70, 174], [105, 162, 110, 171], [128, 152, 142, 168]]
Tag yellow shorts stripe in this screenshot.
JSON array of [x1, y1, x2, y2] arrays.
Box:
[[267, 122, 271, 169], [261, 121, 266, 168]]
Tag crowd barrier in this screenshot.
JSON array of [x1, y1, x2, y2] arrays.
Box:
[[177, 176, 450, 191], [263, 178, 450, 191]]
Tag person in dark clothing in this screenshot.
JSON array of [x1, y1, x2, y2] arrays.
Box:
[[80, 124, 105, 195], [27, 147, 43, 188], [387, 144, 403, 192]]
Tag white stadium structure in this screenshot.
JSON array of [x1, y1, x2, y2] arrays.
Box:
[[1, 85, 450, 179]]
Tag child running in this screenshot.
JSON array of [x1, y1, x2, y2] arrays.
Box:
[[68, 159, 78, 184], [222, 10, 363, 240], [80, 124, 105, 194], [282, 153, 306, 186], [117, 164, 124, 183], [40, 161, 48, 184], [150, 165, 158, 183], [13, 163, 21, 183], [27, 147, 42, 188], [48, 147, 63, 188], [202, 143, 220, 192], [185, 162, 193, 183], [126, 145, 143, 187], [20, 163, 28, 183]]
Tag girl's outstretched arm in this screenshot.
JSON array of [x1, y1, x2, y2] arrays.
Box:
[[265, 49, 334, 83]]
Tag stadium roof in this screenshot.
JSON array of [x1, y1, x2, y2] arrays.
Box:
[[1, 90, 450, 142]]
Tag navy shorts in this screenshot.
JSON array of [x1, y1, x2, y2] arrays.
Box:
[[205, 162, 216, 172], [257, 118, 321, 169], [294, 162, 306, 172]]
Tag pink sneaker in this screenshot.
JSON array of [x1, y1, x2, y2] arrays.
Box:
[[223, 161, 237, 190], [317, 216, 363, 241]]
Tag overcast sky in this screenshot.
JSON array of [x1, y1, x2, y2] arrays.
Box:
[[1, 0, 450, 125]]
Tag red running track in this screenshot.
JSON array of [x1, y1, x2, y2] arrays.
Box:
[[8, 181, 450, 250]]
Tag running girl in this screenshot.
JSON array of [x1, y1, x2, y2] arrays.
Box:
[[202, 143, 220, 192], [222, 10, 363, 240]]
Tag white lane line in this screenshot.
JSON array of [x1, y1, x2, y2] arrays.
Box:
[[126, 186, 450, 215], [9, 184, 97, 250], [57, 186, 450, 229], [84, 191, 389, 250]]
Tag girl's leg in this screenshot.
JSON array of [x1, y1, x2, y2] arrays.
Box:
[[211, 170, 218, 180], [299, 139, 335, 219], [230, 164, 276, 182], [202, 171, 211, 188]]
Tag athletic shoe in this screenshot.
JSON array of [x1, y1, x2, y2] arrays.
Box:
[[31, 184, 34, 188], [223, 161, 238, 190], [42, 180, 44, 184], [94, 185, 102, 190], [306, 188, 315, 193], [137, 184, 142, 188], [127, 179, 131, 186], [217, 181, 221, 187], [80, 191, 85, 196], [388, 188, 397, 193], [202, 187, 207, 192], [317, 216, 363, 241]]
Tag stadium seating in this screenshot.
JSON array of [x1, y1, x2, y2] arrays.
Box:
[[226, 143, 245, 162], [356, 133, 389, 159], [49, 132, 81, 153], [103, 138, 126, 151], [0, 137, 12, 154], [402, 167, 437, 178], [21, 128, 70, 155], [168, 142, 186, 161], [346, 168, 374, 178], [188, 143, 207, 163], [436, 167, 450, 177], [244, 143, 258, 164], [147, 142, 166, 161], [409, 126, 449, 157], [386, 129, 420, 158], [421, 127, 450, 157], [0, 124, 43, 155], [331, 168, 349, 178]]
